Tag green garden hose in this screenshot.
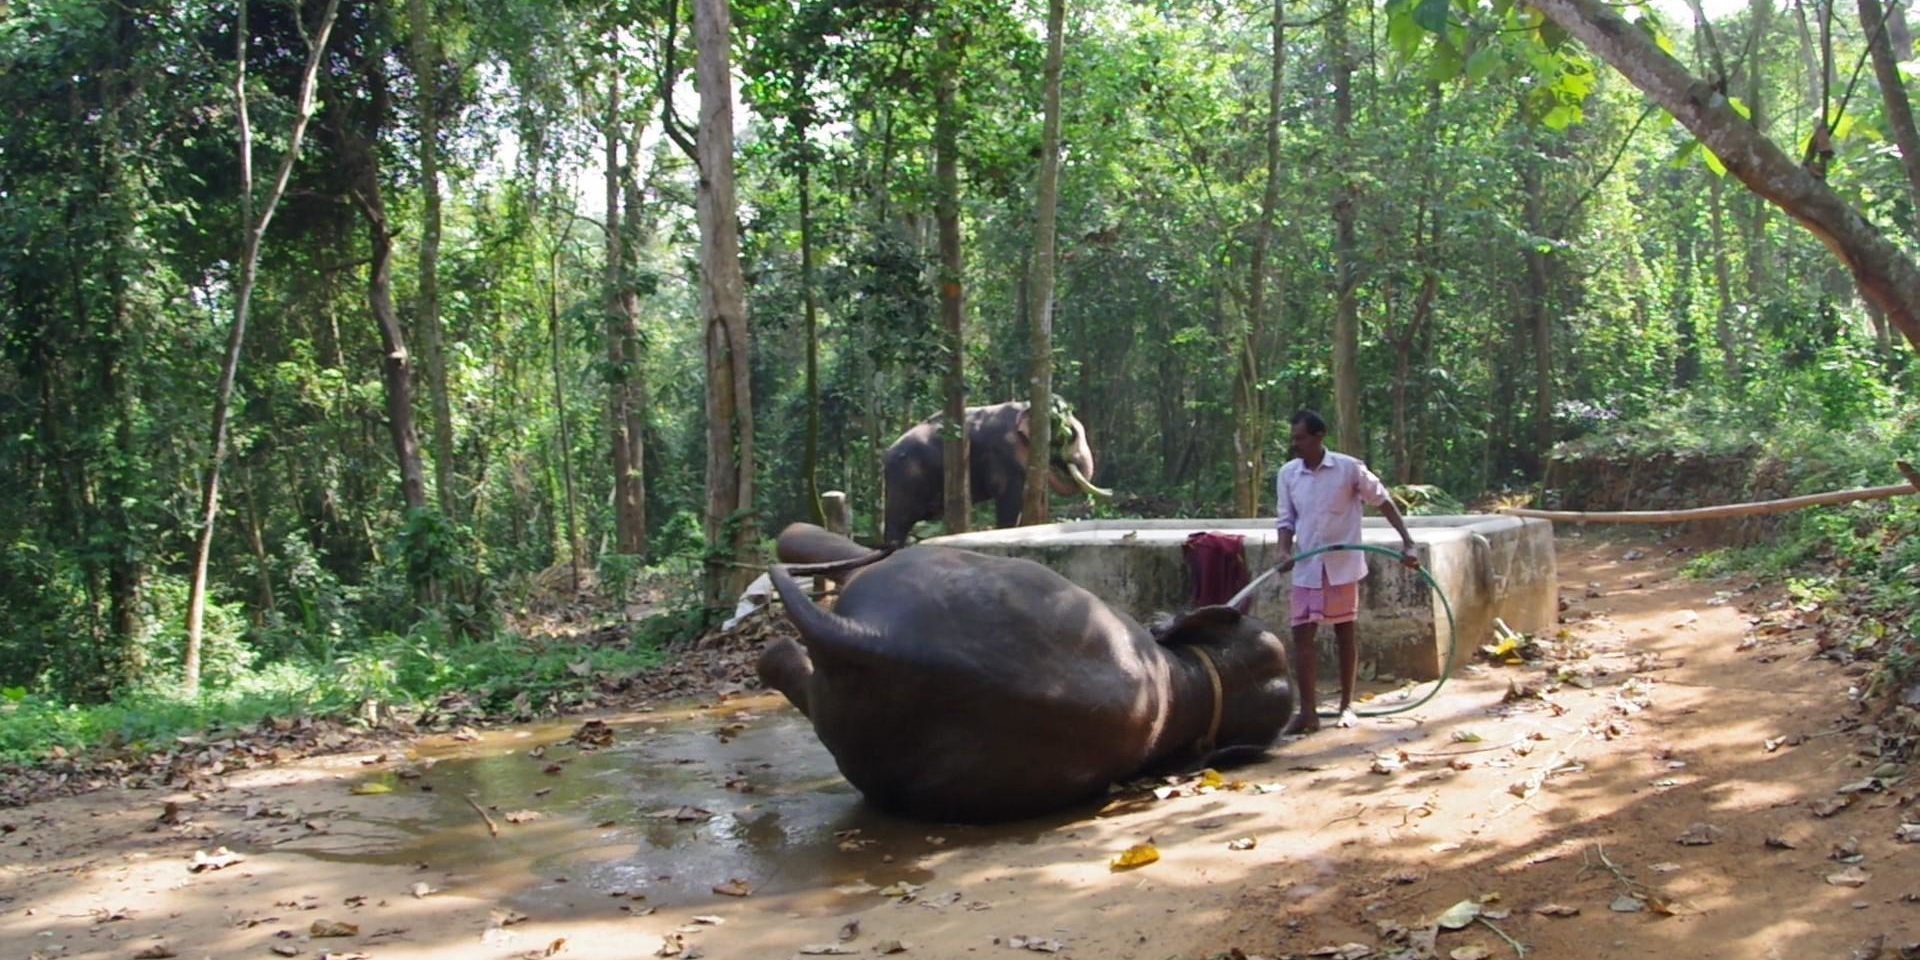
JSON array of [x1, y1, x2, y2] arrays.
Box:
[[1238, 542, 1458, 719]]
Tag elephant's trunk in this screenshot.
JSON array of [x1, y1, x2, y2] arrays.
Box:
[[1066, 461, 1113, 499]]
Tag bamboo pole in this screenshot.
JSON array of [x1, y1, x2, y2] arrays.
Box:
[[1504, 462, 1917, 523]]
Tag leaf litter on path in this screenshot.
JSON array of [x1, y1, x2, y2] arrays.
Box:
[[311, 919, 360, 937], [1006, 935, 1065, 953], [1674, 823, 1720, 846], [187, 846, 245, 872], [1109, 842, 1159, 871]]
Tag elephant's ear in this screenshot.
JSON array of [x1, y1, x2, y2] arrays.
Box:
[[1155, 605, 1245, 647], [1014, 405, 1032, 443]]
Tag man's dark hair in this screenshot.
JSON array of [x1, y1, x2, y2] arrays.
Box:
[[1291, 409, 1328, 436]]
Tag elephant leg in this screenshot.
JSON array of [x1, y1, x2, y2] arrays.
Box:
[[756, 637, 814, 716]]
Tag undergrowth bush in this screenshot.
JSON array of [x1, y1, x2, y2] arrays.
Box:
[[0, 611, 681, 765], [1654, 395, 1920, 706]]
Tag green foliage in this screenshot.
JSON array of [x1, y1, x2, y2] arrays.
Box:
[[4, 0, 1919, 744]]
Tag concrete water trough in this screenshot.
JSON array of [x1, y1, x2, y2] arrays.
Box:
[[927, 516, 1557, 681]]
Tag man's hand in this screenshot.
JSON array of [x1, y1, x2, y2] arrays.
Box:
[[1273, 549, 1295, 575], [1400, 542, 1420, 570]]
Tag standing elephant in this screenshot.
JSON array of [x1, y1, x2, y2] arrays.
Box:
[[758, 523, 1294, 823], [882, 398, 1110, 546]]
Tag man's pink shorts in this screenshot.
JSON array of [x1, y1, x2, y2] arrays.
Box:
[[1291, 574, 1359, 627]]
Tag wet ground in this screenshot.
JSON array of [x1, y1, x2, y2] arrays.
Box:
[[5, 534, 1918, 959], [283, 700, 1009, 917]]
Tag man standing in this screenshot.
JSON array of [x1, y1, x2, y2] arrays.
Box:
[[1273, 410, 1419, 735]]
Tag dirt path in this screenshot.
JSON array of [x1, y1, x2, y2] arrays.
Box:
[[4, 533, 1914, 960]]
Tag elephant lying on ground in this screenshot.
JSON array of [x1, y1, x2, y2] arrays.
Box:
[[882, 399, 1111, 547], [758, 523, 1293, 823]]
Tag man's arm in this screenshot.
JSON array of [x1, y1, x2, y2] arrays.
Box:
[[1376, 497, 1419, 568], [1274, 467, 1296, 572], [1353, 461, 1419, 568]]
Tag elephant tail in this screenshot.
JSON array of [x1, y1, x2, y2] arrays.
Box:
[[768, 562, 886, 664]]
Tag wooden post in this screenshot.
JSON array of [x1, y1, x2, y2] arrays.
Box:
[[822, 490, 851, 537]]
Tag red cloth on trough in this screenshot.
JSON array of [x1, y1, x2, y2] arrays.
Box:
[[1183, 531, 1251, 608]]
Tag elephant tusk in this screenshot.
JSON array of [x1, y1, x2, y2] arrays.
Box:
[[1066, 462, 1113, 499]]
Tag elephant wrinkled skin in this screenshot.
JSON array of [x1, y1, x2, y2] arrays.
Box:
[[758, 523, 1293, 823]]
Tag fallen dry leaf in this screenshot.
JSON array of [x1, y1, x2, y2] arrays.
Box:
[[1534, 903, 1579, 917], [1434, 900, 1480, 930], [690, 916, 725, 926], [1610, 895, 1645, 913], [1305, 944, 1373, 959], [651, 806, 715, 823], [132, 945, 178, 959], [1813, 797, 1853, 818], [187, 847, 245, 873], [874, 941, 908, 955], [1228, 837, 1258, 851], [1764, 836, 1798, 850], [1007, 935, 1065, 953], [409, 882, 434, 898], [656, 933, 686, 957], [1826, 866, 1871, 888], [878, 882, 923, 899], [318, 954, 371, 960], [350, 782, 393, 796], [504, 810, 542, 824], [271, 946, 300, 958], [1675, 823, 1719, 846], [711, 878, 753, 897], [797, 947, 855, 956], [1450, 948, 1491, 960], [312, 919, 360, 937], [1109, 842, 1160, 871], [521, 937, 567, 958], [838, 919, 860, 942]]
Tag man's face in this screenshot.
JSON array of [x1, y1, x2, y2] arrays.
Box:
[[1291, 422, 1324, 460]]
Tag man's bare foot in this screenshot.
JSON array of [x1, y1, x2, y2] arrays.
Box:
[[1281, 713, 1321, 736], [1335, 708, 1359, 729]]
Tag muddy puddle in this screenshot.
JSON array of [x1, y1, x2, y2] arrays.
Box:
[[274, 696, 1058, 918]]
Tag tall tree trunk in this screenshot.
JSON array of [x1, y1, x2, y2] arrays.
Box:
[[1708, 165, 1739, 379], [1022, 0, 1066, 527], [1521, 152, 1553, 462], [99, 8, 143, 686], [1860, 0, 1920, 226], [354, 143, 431, 517], [620, 127, 650, 553], [409, 0, 456, 518], [242, 466, 275, 624], [1672, 197, 1701, 386], [547, 218, 582, 592], [692, 0, 757, 607], [797, 103, 824, 527], [184, 0, 339, 695], [1526, 0, 1920, 350], [935, 23, 971, 533], [1329, 0, 1361, 453], [1390, 84, 1443, 485], [1742, 0, 1773, 299], [1235, 0, 1285, 517], [604, 70, 646, 556]]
